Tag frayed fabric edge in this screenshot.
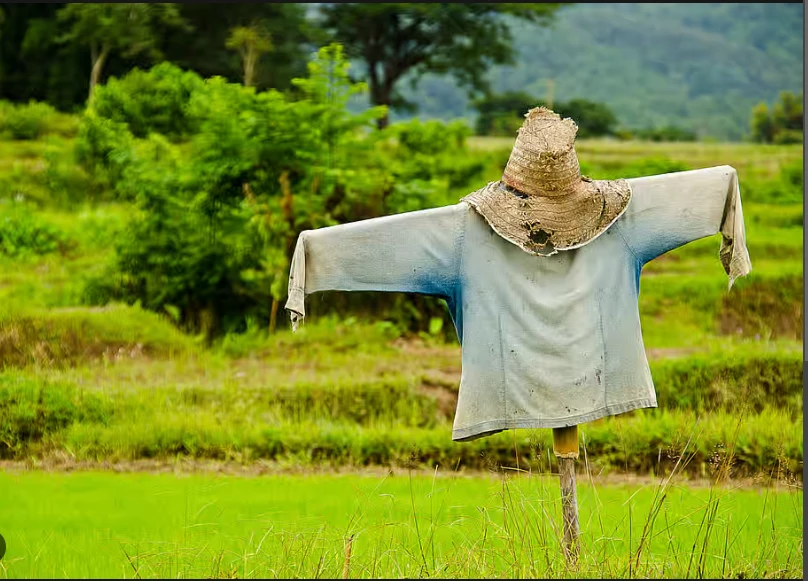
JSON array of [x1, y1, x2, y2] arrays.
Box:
[[289, 310, 303, 333]]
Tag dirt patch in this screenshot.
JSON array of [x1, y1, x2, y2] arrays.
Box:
[[646, 347, 702, 359], [0, 458, 799, 490]]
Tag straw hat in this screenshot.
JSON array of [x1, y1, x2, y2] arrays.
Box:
[[462, 107, 631, 256]]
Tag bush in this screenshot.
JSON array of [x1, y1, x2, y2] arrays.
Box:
[[92, 62, 206, 139], [631, 125, 698, 142], [0, 100, 57, 140], [472, 92, 619, 138], [751, 91, 803, 144], [388, 118, 485, 205], [74, 109, 135, 190], [0, 206, 73, 258]]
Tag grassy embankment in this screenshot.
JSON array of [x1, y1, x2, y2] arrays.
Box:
[[0, 135, 801, 477]]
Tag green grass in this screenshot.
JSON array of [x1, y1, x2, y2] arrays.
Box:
[[0, 470, 801, 578], [1, 329, 802, 477]]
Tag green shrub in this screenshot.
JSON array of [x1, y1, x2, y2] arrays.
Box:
[[42, 144, 98, 207], [0, 206, 73, 258], [631, 125, 698, 142], [472, 92, 619, 138], [74, 109, 135, 190], [0, 100, 57, 140], [92, 62, 206, 139]]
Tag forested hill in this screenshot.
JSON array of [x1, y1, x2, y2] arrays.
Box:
[[399, 3, 804, 141]]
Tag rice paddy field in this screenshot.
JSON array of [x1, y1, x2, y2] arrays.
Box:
[[0, 134, 803, 578]]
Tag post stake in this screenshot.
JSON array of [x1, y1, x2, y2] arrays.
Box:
[[553, 425, 580, 567]]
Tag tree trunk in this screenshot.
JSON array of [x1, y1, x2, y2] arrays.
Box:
[[269, 297, 279, 334], [368, 67, 392, 130], [88, 46, 110, 104], [244, 47, 255, 87]]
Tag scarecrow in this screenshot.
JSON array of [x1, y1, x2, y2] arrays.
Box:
[[285, 107, 752, 563]]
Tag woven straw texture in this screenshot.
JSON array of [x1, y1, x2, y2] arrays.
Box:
[[462, 107, 631, 256]]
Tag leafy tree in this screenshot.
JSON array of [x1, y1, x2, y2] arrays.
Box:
[[317, 3, 565, 128], [472, 90, 538, 135], [225, 23, 273, 87], [56, 3, 189, 103], [90, 62, 206, 139], [472, 91, 618, 138], [164, 4, 318, 92], [555, 98, 617, 138], [751, 91, 803, 144]]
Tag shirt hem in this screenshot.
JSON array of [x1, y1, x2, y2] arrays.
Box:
[[451, 397, 658, 442]]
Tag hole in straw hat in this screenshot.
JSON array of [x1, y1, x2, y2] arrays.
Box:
[[524, 223, 553, 246]]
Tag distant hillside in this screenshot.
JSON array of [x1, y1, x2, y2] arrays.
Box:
[[394, 3, 803, 141]]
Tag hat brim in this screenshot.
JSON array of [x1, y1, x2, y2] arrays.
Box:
[[461, 178, 632, 257]]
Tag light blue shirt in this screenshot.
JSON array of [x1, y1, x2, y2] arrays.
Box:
[[286, 166, 751, 441]]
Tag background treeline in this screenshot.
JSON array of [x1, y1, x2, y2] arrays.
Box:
[[0, 3, 802, 141]]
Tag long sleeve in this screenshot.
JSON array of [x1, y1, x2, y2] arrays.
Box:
[[616, 165, 752, 289], [284, 203, 465, 330]]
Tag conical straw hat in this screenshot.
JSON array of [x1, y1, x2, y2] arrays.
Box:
[[461, 107, 631, 256]]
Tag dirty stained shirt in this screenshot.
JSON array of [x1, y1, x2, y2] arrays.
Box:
[[285, 165, 752, 441]]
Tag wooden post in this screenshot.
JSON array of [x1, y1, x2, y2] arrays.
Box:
[[553, 425, 580, 567]]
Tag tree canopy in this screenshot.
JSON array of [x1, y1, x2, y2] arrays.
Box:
[[317, 3, 565, 128], [57, 3, 188, 102]]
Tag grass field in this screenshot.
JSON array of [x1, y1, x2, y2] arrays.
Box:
[[0, 470, 802, 579], [0, 132, 803, 577]]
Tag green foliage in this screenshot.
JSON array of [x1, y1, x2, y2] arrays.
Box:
[[751, 91, 803, 144], [319, 3, 563, 126], [225, 22, 274, 87], [472, 90, 535, 136], [74, 109, 135, 190], [56, 3, 190, 101], [556, 98, 619, 138], [387, 118, 484, 209], [473, 92, 620, 138], [92, 45, 390, 335], [0, 204, 72, 258], [404, 3, 803, 141], [0, 99, 58, 139], [90, 62, 205, 139], [628, 126, 698, 142]]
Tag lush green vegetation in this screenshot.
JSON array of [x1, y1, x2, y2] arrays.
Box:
[[0, 470, 802, 579], [407, 3, 804, 141], [2, 4, 803, 142], [0, 32, 802, 577]]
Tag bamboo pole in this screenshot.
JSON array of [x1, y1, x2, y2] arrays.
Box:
[[553, 425, 580, 567]]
